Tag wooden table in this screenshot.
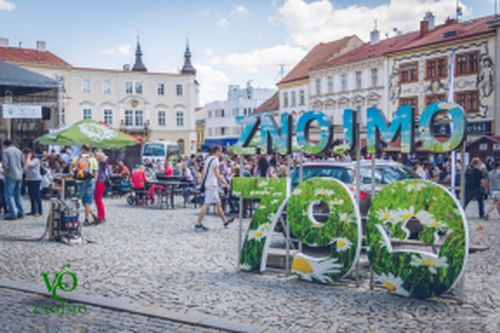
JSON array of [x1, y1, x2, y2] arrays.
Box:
[[147, 180, 191, 209]]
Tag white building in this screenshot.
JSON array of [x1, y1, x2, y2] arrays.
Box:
[[0, 38, 199, 154], [204, 83, 274, 147]]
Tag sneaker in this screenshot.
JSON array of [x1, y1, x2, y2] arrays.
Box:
[[224, 217, 235, 228], [483, 215, 489, 221], [83, 219, 93, 226], [195, 224, 209, 232]]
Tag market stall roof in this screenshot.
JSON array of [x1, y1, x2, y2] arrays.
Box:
[[0, 60, 58, 96]]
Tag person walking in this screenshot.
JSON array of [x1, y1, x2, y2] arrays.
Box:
[[195, 145, 234, 231], [72, 145, 98, 225], [2, 140, 24, 220], [0, 160, 6, 215], [464, 158, 487, 219], [485, 161, 500, 219], [23, 148, 43, 216], [93, 150, 109, 224]]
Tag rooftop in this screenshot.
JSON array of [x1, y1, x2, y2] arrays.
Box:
[[278, 35, 361, 85], [255, 92, 279, 113], [0, 46, 71, 67]]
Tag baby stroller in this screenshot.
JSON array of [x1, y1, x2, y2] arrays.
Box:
[[126, 183, 157, 207]]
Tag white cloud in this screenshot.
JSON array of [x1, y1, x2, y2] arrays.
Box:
[[117, 44, 132, 56], [98, 43, 132, 56], [0, 0, 15, 11], [217, 17, 229, 27], [207, 44, 306, 73], [278, 0, 467, 48], [195, 63, 231, 105], [268, 16, 281, 27], [230, 5, 248, 16], [204, 48, 214, 57]]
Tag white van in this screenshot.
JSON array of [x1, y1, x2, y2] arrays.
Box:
[[141, 141, 179, 166]]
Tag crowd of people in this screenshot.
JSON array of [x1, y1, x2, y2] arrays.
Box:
[[1, 139, 499, 227]]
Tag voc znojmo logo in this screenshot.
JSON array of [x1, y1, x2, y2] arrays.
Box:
[[42, 264, 78, 302]]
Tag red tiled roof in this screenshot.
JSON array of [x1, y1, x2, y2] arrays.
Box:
[[316, 31, 420, 69], [0, 46, 71, 67], [278, 35, 360, 85], [394, 15, 496, 53], [256, 92, 279, 113]]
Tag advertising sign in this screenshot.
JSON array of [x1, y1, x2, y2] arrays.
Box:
[[2, 104, 42, 119]]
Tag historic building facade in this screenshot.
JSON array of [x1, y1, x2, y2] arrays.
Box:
[[387, 15, 497, 138], [0, 38, 199, 154]]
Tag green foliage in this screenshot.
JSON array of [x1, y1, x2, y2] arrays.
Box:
[[366, 179, 467, 299]]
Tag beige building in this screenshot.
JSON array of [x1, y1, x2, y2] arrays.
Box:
[[0, 38, 199, 154], [387, 15, 497, 138]]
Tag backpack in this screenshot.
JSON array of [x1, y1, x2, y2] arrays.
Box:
[[74, 155, 94, 180]]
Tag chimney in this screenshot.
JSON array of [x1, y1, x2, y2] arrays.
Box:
[[420, 19, 429, 37], [36, 40, 46, 52], [123, 64, 130, 71], [424, 11, 435, 30], [0, 37, 8, 47]]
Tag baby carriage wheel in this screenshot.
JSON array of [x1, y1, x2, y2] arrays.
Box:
[[126, 194, 136, 206]]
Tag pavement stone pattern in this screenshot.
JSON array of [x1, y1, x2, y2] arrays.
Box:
[[0, 288, 224, 333], [0, 197, 499, 332]]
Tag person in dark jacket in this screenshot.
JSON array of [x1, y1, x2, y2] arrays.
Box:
[[464, 158, 487, 219]]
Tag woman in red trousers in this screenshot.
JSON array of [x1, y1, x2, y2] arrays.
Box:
[[93, 150, 109, 224]]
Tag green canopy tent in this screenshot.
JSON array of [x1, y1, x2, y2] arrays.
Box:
[[35, 119, 139, 149]]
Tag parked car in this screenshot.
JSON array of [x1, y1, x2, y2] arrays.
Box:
[[289, 160, 419, 218]]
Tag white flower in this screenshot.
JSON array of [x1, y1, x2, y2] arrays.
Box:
[[257, 181, 269, 188], [410, 254, 449, 274], [406, 182, 427, 192], [315, 189, 334, 197], [332, 237, 352, 252], [339, 212, 349, 224], [258, 223, 270, 232], [375, 273, 410, 297], [247, 229, 267, 241], [240, 263, 252, 271], [377, 208, 397, 224], [292, 255, 341, 284], [331, 198, 344, 206], [273, 192, 283, 197], [397, 206, 416, 222], [416, 211, 447, 229], [292, 188, 302, 196]]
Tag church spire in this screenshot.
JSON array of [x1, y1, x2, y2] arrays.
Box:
[[132, 35, 147, 72], [181, 38, 196, 75]]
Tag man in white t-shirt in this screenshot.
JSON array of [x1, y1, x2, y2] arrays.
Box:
[[195, 145, 234, 231]]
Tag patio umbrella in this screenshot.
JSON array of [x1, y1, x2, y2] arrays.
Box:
[[36, 119, 139, 149]]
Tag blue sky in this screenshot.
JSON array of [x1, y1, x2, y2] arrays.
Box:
[[0, 0, 494, 104]]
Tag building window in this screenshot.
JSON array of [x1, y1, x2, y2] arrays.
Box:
[[158, 111, 166, 126], [456, 51, 479, 76], [426, 58, 447, 80], [291, 91, 297, 107], [208, 110, 212, 118], [135, 110, 143, 127], [82, 108, 92, 119], [82, 79, 91, 93], [425, 94, 446, 106], [327, 76, 334, 94], [315, 78, 321, 95], [221, 109, 225, 117], [135, 82, 143, 94], [371, 68, 378, 87], [399, 62, 418, 83], [299, 90, 305, 106], [124, 110, 133, 126], [103, 109, 113, 125], [176, 84, 183, 96], [157, 83, 165, 95], [283, 92, 289, 107], [208, 128, 213, 136], [103, 80, 111, 94], [126, 81, 133, 94], [341, 74, 347, 92], [355, 71, 362, 90], [455, 91, 479, 114], [177, 139, 185, 153], [176, 111, 184, 126], [399, 97, 418, 113]]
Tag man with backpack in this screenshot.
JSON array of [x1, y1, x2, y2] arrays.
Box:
[[72, 145, 98, 225], [464, 157, 487, 219], [195, 145, 234, 231], [2, 139, 24, 220]]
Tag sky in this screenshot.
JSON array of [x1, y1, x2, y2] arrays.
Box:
[[0, 0, 494, 105]]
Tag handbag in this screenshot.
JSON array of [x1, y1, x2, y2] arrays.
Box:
[[199, 157, 215, 193]]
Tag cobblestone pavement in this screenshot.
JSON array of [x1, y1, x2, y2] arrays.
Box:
[[0, 197, 499, 332], [0, 288, 224, 333]]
